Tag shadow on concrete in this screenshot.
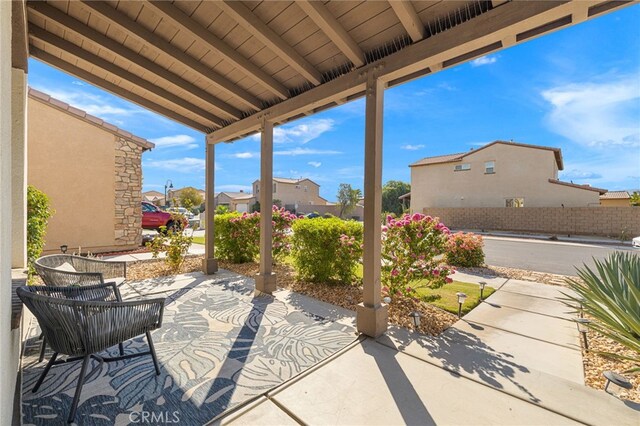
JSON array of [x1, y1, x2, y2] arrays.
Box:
[[381, 325, 540, 403]]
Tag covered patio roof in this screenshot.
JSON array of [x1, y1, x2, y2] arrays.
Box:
[[23, 0, 635, 338]]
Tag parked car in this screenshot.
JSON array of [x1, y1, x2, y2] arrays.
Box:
[[168, 206, 194, 219], [142, 201, 187, 232], [633, 235, 640, 248]]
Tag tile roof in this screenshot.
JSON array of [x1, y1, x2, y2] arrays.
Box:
[[599, 191, 630, 199], [28, 88, 154, 150], [410, 140, 564, 170], [548, 179, 607, 194]]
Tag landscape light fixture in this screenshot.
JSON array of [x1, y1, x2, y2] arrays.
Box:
[[409, 311, 421, 329], [479, 281, 487, 301], [603, 371, 632, 398], [575, 318, 591, 351], [60, 245, 68, 254], [383, 297, 391, 304], [456, 292, 467, 318]]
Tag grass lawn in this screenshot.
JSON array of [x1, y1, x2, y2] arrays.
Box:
[[192, 236, 205, 245], [414, 281, 495, 315]]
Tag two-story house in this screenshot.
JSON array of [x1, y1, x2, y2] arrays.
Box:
[[253, 177, 328, 212], [409, 141, 606, 211]]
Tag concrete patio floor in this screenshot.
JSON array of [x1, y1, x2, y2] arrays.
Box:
[[218, 274, 640, 425]]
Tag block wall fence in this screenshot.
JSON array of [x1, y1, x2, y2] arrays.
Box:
[[423, 207, 640, 238]]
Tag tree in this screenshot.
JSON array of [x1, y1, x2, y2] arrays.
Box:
[[178, 187, 204, 210], [381, 180, 411, 215], [336, 183, 362, 218], [630, 191, 640, 206]]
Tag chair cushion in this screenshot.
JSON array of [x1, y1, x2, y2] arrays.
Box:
[[55, 262, 77, 272]]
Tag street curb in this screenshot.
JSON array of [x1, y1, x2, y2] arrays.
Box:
[[459, 230, 633, 248]]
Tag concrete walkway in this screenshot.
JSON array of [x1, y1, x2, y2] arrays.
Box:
[[216, 275, 640, 425]]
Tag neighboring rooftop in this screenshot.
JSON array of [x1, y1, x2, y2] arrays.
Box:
[[410, 141, 564, 170], [600, 191, 631, 200], [548, 179, 607, 194], [28, 88, 155, 150]]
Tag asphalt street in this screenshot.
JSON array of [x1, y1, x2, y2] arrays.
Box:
[[483, 237, 638, 276]]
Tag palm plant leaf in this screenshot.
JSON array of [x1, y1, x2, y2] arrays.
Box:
[[563, 252, 640, 367]]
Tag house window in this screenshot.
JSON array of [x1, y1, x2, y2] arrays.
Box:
[[454, 163, 471, 171], [506, 198, 524, 207], [295, 185, 301, 189], [485, 161, 495, 174], [304, 185, 308, 192], [273, 183, 277, 193]]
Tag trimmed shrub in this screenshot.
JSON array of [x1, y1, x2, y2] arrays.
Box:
[[27, 185, 54, 281], [381, 213, 453, 298], [147, 221, 193, 273], [291, 217, 363, 284], [271, 206, 298, 262], [446, 232, 485, 267], [214, 212, 259, 263]]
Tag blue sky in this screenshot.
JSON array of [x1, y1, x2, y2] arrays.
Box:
[[28, 5, 640, 200]]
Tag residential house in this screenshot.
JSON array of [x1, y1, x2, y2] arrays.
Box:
[[409, 141, 606, 211], [600, 191, 631, 207], [142, 190, 165, 206], [215, 191, 256, 213], [253, 177, 328, 213], [28, 88, 154, 253]]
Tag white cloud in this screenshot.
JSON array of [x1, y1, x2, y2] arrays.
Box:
[[401, 144, 425, 151], [251, 118, 335, 144], [150, 134, 198, 149], [31, 86, 144, 118], [541, 75, 640, 147], [308, 161, 322, 168], [71, 80, 86, 86], [229, 152, 258, 159], [560, 169, 602, 180], [274, 148, 342, 156], [471, 55, 498, 67], [144, 157, 206, 172]]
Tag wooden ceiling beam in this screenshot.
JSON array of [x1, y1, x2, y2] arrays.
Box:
[[296, 0, 366, 68], [28, 2, 244, 120], [389, 1, 426, 43], [79, 1, 265, 110], [144, 1, 289, 100], [30, 46, 210, 133], [29, 25, 225, 128], [217, 1, 323, 86]]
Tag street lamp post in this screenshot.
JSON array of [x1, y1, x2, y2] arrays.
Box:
[[164, 179, 174, 208]]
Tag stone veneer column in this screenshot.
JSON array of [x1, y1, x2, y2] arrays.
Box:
[[114, 137, 143, 248]]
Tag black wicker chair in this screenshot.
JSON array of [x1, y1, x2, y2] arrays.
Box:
[[35, 254, 127, 287], [34, 254, 128, 362], [17, 284, 165, 424]]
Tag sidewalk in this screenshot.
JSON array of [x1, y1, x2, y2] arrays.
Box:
[[460, 229, 633, 248], [103, 244, 204, 262]]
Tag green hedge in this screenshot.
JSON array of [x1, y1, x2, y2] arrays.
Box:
[[291, 217, 363, 284], [27, 185, 54, 281], [214, 212, 259, 263]]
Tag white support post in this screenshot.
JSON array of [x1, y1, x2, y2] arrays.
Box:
[[202, 141, 218, 274], [255, 119, 276, 294], [357, 73, 388, 337]]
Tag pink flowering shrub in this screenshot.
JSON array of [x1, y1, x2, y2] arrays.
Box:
[[446, 232, 485, 267], [214, 207, 297, 263], [381, 213, 454, 298], [291, 217, 363, 284]]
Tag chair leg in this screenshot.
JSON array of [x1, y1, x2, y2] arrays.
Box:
[[33, 352, 58, 393], [67, 355, 91, 424], [38, 336, 47, 363], [146, 331, 161, 376], [118, 342, 124, 356]]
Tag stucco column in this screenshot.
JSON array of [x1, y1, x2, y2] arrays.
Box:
[[11, 67, 26, 269], [357, 74, 388, 338], [202, 141, 218, 274], [255, 119, 276, 294]]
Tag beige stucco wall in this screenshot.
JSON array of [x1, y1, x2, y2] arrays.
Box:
[[254, 179, 327, 208], [28, 100, 120, 253], [600, 198, 630, 207], [411, 143, 600, 210]]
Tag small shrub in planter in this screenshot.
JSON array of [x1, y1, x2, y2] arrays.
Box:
[[27, 185, 54, 282], [272, 206, 298, 262], [381, 213, 453, 298], [291, 217, 363, 284], [147, 216, 193, 273], [446, 232, 485, 267]]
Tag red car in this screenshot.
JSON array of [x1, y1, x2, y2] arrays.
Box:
[[142, 201, 187, 232]]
